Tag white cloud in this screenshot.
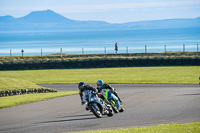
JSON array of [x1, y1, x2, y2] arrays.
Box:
[[1, 0, 200, 14], [53, 0, 200, 13], [0, 0, 199, 22]]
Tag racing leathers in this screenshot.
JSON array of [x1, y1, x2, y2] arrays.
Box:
[[79, 84, 110, 111], [79, 85, 97, 105]]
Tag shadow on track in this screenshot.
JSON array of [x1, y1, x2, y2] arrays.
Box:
[[56, 114, 93, 119], [38, 114, 96, 124], [178, 93, 200, 96]]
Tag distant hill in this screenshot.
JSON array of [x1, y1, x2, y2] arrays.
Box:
[[0, 10, 200, 31], [119, 17, 200, 30], [19, 10, 75, 23]]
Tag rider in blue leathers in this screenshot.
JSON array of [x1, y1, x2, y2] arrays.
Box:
[[96, 80, 123, 104]]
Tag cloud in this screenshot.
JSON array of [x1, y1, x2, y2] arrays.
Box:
[[54, 0, 200, 13], [0, 0, 199, 18]]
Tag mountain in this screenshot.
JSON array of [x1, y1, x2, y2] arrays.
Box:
[[0, 15, 16, 22], [19, 10, 75, 23], [0, 10, 200, 31], [119, 18, 200, 29], [0, 10, 111, 31]]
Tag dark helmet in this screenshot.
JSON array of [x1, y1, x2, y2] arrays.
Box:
[[78, 82, 85, 90]]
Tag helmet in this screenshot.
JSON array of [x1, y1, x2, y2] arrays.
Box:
[[97, 80, 103, 89], [78, 82, 85, 90]]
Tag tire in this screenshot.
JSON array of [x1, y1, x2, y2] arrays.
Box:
[[109, 98, 119, 113], [107, 107, 114, 117], [89, 103, 102, 118]]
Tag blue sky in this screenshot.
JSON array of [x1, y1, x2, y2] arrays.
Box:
[[0, 0, 200, 23]]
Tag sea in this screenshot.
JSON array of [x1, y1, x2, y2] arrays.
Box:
[[0, 28, 200, 56]]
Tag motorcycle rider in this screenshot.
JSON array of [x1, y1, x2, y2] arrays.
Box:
[[78, 82, 97, 111], [96, 80, 123, 104], [78, 82, 111, 111]]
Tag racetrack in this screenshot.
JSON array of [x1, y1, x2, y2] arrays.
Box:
[[0, 84, 200, 133]]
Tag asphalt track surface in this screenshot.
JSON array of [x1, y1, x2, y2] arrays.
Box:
[[0, 84, 200, 133]]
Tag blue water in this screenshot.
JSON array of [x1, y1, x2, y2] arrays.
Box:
[[0, 28, 200, 56]]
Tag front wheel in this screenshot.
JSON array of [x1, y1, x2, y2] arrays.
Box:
[[107, 104, 114, 117], [89, 103, 102, 118]]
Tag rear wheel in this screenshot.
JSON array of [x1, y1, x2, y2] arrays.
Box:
[[109, 98, 119, 113]]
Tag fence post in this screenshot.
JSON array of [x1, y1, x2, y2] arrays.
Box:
[[145, 45, 147, 53], [60, 48, 62, 58], [82, 48, 84, 54], [41, 49, 42, 57], [10, 49, 12, 57]]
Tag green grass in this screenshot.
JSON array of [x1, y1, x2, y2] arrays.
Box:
[[0, 77, 43, 91], [73, 122, 200, 133], [0, 52, 199, 64], [0, 66, 199, 84], [0, 66, 199, 108], [0, 77, 78, 109], [0, 91, 78, 109]]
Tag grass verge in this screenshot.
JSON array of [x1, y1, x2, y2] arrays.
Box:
[[0, 77, 43, 91], [73, 122, 200, 133], [0, 91, 78, 109], [0, 77, 78, 109], [0, 66, 199, 84]]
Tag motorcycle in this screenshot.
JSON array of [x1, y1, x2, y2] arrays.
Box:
[[86, 91, 114, 118], [100, 89, 124, 113]]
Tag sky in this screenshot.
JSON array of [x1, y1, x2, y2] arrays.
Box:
[[0, 0, 200, 23]]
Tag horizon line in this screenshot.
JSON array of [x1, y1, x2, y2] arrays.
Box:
[[0, 9, 199, 24]]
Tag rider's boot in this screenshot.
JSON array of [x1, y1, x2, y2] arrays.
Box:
[[85, 105, 89, 111]]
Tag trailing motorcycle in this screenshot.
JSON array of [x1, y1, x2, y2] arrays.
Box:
[[87, 91, 114, 118], [100, 89, 124, 113]]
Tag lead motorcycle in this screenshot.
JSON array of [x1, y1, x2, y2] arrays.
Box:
[[86, 91, 114, 118]]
